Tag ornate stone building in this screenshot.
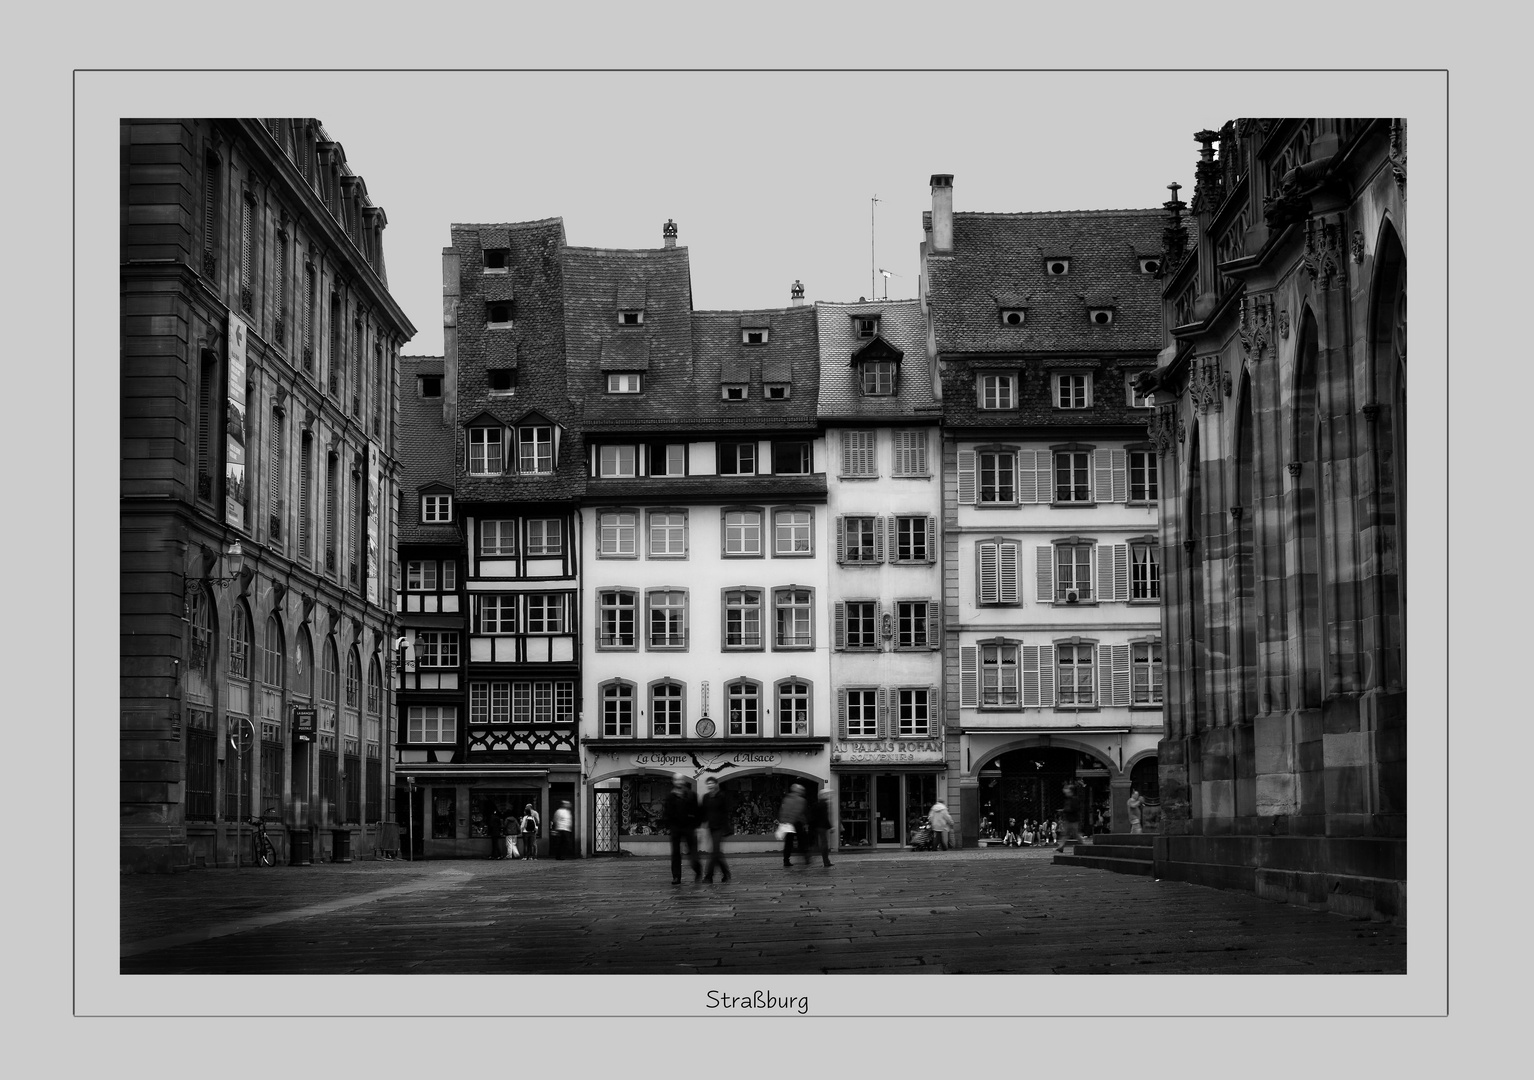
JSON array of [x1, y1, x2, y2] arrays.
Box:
[[1137, 119, 1406, 919], [121, 119, 415, 871]]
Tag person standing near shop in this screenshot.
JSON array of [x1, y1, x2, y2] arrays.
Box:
[[486, 806, 504, 860], [551, 800, 574, 859], [662, 774, 702, 884], [1127, 788, 1145, 835], [699, 777, 733, 883], [808, 788, 834, 867], [779, 783, 809, 868], [1057, 782, 1083, 852], [520, 803, 541, 860], [927, 800, 954, 851]]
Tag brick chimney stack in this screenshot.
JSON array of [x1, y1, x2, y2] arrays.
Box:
[[930, 174, 954, 253], [790, 280, 805, 307], [663, 218, 678, 248]]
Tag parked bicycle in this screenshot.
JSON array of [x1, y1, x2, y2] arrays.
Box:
[[249, 816, 278, 867]]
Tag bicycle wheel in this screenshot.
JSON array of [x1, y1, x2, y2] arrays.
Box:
[[257, 835, 277, 867]]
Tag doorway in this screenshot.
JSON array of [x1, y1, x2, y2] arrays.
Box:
[[874, 775, 901, 846]]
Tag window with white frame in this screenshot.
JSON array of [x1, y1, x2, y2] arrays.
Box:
[[599, 511, 638, 557], [518, 425, 554, 474], [741, 328, 769, 345], [976, 539, 1021, 605], [893, 430, 928, 476], [648, 590, 687, 649], [981, 643, 1019, 706], [648, 510, 687, 557], [651, 681, 683, 737], [719, 442, 756, 475], [978, 373, 1016, 410], [777, 680, 810, 736], [524, 594, 565, 634], [601, 682, 634, 737], [479, 595, 517, 634], [843, 689, 878, 738], [481, 520, 516, 557], [897, 601, 932, 649], [441, 561, 457, 591], [839, 601, 878, 650], [414, 632, 459, 669], [774, 588, 813, 649], [1131, 542, 1161, 601], [649, 443, 686, 477], [526, 518, 562, 556], [895, 515, 932, 562], [723, 509, 762, 556], [840, 430, 877, 477], [898, 688, 932, 737], [1133, 642, 1163, 704], [723, 589, 763, 649], [598, 590, 636, 648], [765, 384, 790, 400], [721, 384, 749, 401], [607, 373, 643, 394], [861, 360, 897, 396], [727, 680, 760, 735], [407, 705, 456, 743], [406, 560, 438, 591], [1054, 450, 1093, 502], [468, 426, 504, 475], [598, 445, 637, 478], [421, 494, 452, 523], [774, 508, 813, 556], [1057, 642, 1096, 707], [1129, 450, 1159, 502], [980, 450, 1016, 503], [1127, 374, 1154, 408], [772, 441, 811, 474], [840, 516, 880, 564], [854, 315, 879, 338], [1054, 373, 1092, 409], [1054, 542, 1094, 601]]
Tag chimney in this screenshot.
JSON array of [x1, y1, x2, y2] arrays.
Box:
[[790, 280, 805, 307], [663, 218, 678, 248], [930, 174, 954, 253]]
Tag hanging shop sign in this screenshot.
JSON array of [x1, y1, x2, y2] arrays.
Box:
[[292, 706, 317, 742], [588, 745, 823, 781], [831, 738, 945, 765]]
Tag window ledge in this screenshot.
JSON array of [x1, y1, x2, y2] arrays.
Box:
[[1129, 703, 1164, 710], [1050, 501, 1099, 509], [838, 474, 882, 481]]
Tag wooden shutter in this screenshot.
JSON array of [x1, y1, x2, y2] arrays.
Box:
[[960, 646, 978, 708], [1094, 449, 1114, 502], [267, 410, 282, 501], [1114, 543, 1130, 603], [957, 450, 977, 504], [837, 690, 848, 739], [1033, 451, 1053, 504], [893, 433, 909, 476], [926, 684, 940, 736], [1017, 449, 1039, 504], [1097, 543, 1116, 602], [1111, 450, 1128, 503], [835, 516, 845, 564], [999, 541, 1020, 604], [298, 435, 310, 553], [1108, 643, 1131, 707], [197, 370, 214, 487], [977, 542, 998, 604], [877, 687, 889, 737], [926, 515, 938, 563], [833, 601, 846, 650], [873, 516, 885, 562], [1036, 545, 1054, 604], [1039, 644, 1056, 706], [927, 606, 942, 651], [914, 432, 928, 476], [886, 515, 899, 562], [1022, 645, 1040, 707]]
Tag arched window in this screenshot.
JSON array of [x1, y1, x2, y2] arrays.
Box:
[[1371, 221, 1407, 692], [1293, 309, 1327, 705], [228, 602, 253, 681], [293, 626, 314, 699], [188, 586, 214, 681], [366, 655, 382, 716], [262, 614, 286, 689], [1234, 372, 1259, 722], [600, 680, 635, 737], [322, 637, 340, 705], [345, 647, 361, 708]]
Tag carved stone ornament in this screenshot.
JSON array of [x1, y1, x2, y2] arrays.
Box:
[[1148, 406, 1177, 457], [1300, 215, 1348, 287], [1362, 402, 1382, 422], [1286, 462, 1303, 477], [1238, 293, 1274, 359], [1278, 308, 1290, 339], [1229, 506, 1245, 522], [1351, 230, 1366, 264], [1191, 356, 1227, 413], [1388, 119, 1407, 195]]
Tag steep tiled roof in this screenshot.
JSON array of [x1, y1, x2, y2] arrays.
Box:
[[562, 245, 695, 432], [397, 355, 461, 545], [684, 306, 820, 432], [815, 298, 940, 420]]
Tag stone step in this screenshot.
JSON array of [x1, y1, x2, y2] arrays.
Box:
[[1084, 832, 1155, 847], [1075, 843, 1153, 862], [1052, 852, 1154, 876]]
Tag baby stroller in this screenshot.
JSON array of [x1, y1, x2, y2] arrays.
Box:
[[910, 825, 938, 851]]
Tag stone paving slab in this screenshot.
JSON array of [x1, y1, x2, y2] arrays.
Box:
[[119, 849, 1404, 975]]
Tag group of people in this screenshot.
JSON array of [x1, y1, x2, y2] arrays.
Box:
[[1000, 819, 1058, 847], [485, 801, 575, 861], [659, 774, 836, 885]]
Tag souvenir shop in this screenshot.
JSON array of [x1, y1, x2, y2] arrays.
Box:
[[829, 735, 946, 850]]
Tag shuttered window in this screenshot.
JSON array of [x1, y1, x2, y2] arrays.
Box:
[[893, 430, 928, 476], [1106, 642, 1132, 706], [1057, 643, 1095, 707], [898, 687, 936, 737], [202, 155, 218, 270], [1132, 642, 1163, 704], [960, 645, 978, 707], [324, 453, 338, 573], [1093, 449, 1128, 503], [1015, 450, 1054, 504], [298, 432, 311, 559], [1129, 450, 1159, 502], [1097, 543, 1132, 602], [981, 643, 1019, 706], [266, 409, 284, 543], [239, 196, 253, 306], [303, 265, 316, 368], [979, 451, 1016, 503], [842, 688, 879, 738], [1131, 543, 1160, 600], [1055, 451, 1093, 502], [977, 540, 1021, 605], [196, 353, 217, 501], [349, 466, 362, 584], [840, 430, 877, 477], [893, 515, 933, 562], [1021, 644, 1056, 707]]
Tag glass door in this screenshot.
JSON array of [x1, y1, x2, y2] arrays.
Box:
[[904, 774, 936, 843], [874, 775, 901, 846], [838, 775, 870, 848]]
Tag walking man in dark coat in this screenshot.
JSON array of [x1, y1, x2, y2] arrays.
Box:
[[779, 783, 809, 867], [808, 788, 834, 867], [662, 773, 702, 885], [486, 806, 503, 860], [699, 776, 733, 883]]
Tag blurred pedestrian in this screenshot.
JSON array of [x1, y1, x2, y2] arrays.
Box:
[[520, 803, 541, 860], [927, 800, 954, 851], [807, 788, 833, 867], [779, 783, 809, 868], [486, 806, 504, 860], [662, 774, 702, 884], [699, 777, 733, 883], [552, 800, 574, 859], [1057, 783, 1082, 851]]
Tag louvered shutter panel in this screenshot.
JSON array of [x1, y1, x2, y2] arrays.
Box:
[[978, 542, 998, 604], [840, 431, 851, 475], [957, 450, 977, 504], [1114, 544, 1130, 603], [1094, 449, 1114, 503], [1111, 450, 1128, 504], [1033, 452, 1053, 504], [1109, 643, 1131, 707], [926, 515, 938, 563], [197, 375, 213, 483], [1097, 543, 1116, 602], [886, 515, 898, 562], [877, 687, 889, 737], [960, 646, 978, 708], [927, 684, 940, 735], [1039, 644, 1056, 706], [268, 411, 281, 499], [835, 517, 845, 564], [838, 691, 847, 739], [999, 541, 1019, 604], [1036, 545, 1054, 604], [834, 602, 846, 650], [873, 517, 885, 563], [915, 433, 928, 476], [877, 601, 888, 645], [1022, 646, 1040, 707], [928, 607, 942, 650], [298, 440, 310, 552], [1017, 449, 1039, 504], [893, 435, 909, 477]]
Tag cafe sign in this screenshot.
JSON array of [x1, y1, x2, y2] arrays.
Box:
[[587, 746, 823, 782], [831, 738, 944, 765]]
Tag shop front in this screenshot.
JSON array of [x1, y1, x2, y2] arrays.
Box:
[[396, 765, 581, 860], [585, 741, 829, 856], [830, 736, 946, 850]]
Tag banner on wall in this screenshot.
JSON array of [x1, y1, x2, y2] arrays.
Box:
[[366, 443, 380, 605], [224, 312, 249, 531]]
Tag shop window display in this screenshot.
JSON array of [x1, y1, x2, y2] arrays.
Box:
[[838, 775, 871, 846], [617, 774, 809, 837], [432, 790, 457, 839], [468, 788, 541, 837]]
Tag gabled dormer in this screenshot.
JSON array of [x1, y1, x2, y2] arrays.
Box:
[[850, 334, 904, 397]]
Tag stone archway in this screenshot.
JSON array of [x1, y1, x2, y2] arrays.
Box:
[[974, 743, 1117, 839]]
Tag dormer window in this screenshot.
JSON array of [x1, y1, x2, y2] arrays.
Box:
[[1139, 257, 1162, 275], [999, 309, 1026, 326], [1045, 258, 1071, 276], [618, 310, 644, 326], [765, 384, 790, 400], [608, 372, 643, 394], [419, 375, 442, 398], [483, 248, 509, 272], [1088, 308, 1115, 326], [854, 316, 879, 338], [487, 368, 516, 395], [468, 426, 505, 475], [486, 302, 513, 327], [860, 360, 897, 397], [742, 328, 768, 345], [421, 494, 453, 523], [722, 384, 749, 401], [1054, 372, 1092, 409]]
